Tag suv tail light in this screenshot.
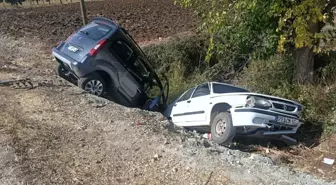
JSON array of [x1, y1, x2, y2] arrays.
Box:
[[89, 39, 107, 56]]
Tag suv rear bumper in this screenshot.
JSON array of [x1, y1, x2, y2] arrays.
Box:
[[52, 48, 88, 78]]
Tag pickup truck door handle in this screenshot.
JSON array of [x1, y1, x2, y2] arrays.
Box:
[[187, 100, 191, 103]]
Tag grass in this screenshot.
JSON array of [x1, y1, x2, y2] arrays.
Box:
[[142, 34, 336, 137]]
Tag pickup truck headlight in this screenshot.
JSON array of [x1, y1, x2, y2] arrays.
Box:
[[245, 96, 272, 109]]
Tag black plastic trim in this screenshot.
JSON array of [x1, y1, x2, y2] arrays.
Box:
[[234, 108, 300, 119], [173, 111, 205, 117]]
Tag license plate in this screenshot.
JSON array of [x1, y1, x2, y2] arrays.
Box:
[[67, 45, 78, 52], [276, 116, 299, 125]]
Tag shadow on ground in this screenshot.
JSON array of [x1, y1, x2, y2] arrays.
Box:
[[229, 122, 324, 152]]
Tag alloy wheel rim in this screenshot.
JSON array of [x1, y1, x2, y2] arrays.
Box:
[[84, 80, 103, 96]]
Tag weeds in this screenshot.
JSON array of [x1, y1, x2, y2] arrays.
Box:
[[143, 35, 336, 135]]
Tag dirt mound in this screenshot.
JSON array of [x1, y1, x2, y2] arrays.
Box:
[[0, 0, 198, 47]]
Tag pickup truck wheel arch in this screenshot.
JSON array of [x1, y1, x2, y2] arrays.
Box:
[[210, 103, 231, 123]]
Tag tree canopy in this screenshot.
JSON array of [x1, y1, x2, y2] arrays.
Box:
[[175, 0, 336, 83]]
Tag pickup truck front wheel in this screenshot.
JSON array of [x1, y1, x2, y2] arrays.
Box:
[[211, 112, 236, 146]]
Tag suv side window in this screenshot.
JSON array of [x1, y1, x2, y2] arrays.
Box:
[[177, 88, 195, 102], [111, 40, 134, 62], [111, 40, 149, 81], [192, 83, 210, 98]]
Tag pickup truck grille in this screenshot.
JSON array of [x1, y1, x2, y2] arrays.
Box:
[[272, 102, 296, 112]]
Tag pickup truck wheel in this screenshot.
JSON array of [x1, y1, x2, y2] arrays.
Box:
[[78, 74, 106, 97], [211, 112, 236, 146]]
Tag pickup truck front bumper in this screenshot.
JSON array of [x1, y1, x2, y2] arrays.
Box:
[[231, 107, 303, 135]]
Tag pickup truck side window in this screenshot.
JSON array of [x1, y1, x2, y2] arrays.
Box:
[[192, 83, 210, 98], [177, 88, 195, 102], [212, 83, 249, 93]]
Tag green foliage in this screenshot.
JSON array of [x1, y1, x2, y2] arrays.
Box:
[[237, 55, 336, 133], [271, 0, 327, 52], [175, 0, 336, 61], [142, 35, 336, 134], [143, 35, 209, 103]]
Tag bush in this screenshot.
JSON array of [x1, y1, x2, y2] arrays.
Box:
[[143, 34, 210, 103], [237, 55, 336, 134], [142, 35, 336, 134]]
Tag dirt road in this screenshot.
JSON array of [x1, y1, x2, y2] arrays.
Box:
[[0, 33, 335, 185]]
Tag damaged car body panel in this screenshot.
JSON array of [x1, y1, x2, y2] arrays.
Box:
[[52, 17, 168, 112], [164, 82, 304, 145]]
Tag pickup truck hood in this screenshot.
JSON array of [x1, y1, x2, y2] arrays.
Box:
[[211, 92, 304, 107]]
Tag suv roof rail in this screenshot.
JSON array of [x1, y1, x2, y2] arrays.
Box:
[[92, 17, 118, 27]]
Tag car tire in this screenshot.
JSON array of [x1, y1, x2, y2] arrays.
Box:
[[211, 112, 236, 146], [56, 63, 69, 80], [78, 73, 106, 97], [56, 63, 77, 85]]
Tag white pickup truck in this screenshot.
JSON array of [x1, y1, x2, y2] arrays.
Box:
[[163, 82, 304, 145]]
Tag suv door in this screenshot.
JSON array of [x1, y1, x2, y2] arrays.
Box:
[[185, 83, 211, 125], [170, 87, 195, 126], [110, 40, 147, 103]]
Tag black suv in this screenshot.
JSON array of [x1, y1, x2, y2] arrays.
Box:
[[52, 17, 168, 112]]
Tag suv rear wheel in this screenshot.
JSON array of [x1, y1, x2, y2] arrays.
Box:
[[56, 63, 77, 85], [211, 112, 236, 146], [78, 73, 106, 96]]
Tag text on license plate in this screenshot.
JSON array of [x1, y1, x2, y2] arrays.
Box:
[[276, 116, 299, 125], [67, 45, 78, 52]]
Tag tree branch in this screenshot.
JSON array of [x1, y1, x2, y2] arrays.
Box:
[[323, 0, 336, 14]]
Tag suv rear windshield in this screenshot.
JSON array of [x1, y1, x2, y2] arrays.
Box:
[[78, 22, 114, 40]]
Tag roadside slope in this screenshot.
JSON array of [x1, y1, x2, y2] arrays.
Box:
[[0, 36, 335, 185]]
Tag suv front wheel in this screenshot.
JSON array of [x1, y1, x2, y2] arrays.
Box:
[[78, 73, 106, 97]]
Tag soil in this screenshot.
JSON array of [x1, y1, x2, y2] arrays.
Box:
[[0, 0, 198, 47], [0, 33, 336, 185], [0, 0, 335, 184]]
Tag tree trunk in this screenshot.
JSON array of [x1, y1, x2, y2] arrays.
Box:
[[3, 1, 6, 9], [293, 18, 320, 84], [294, 47, 315, 84]]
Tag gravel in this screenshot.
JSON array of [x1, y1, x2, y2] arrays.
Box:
[[1, 35, 335, 185]]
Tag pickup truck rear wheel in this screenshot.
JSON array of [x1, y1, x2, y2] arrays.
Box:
[[211, 112, 236, 146], [78, 73, 106, 97]]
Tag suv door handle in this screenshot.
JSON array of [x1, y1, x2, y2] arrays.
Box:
[[187, 100, 191, 103]]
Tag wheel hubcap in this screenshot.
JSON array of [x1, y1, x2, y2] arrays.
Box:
[[84, 80, 103, 96], [215, 119, 226, 136]]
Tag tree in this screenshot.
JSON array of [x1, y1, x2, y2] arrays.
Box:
[[175, 0, 336, 84]]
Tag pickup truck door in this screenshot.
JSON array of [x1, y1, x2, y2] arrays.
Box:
[[184, 83, 210, 125], [170, 87, 195, 126]]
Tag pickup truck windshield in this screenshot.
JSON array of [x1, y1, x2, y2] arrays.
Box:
[[213, 83, 249, 93]]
